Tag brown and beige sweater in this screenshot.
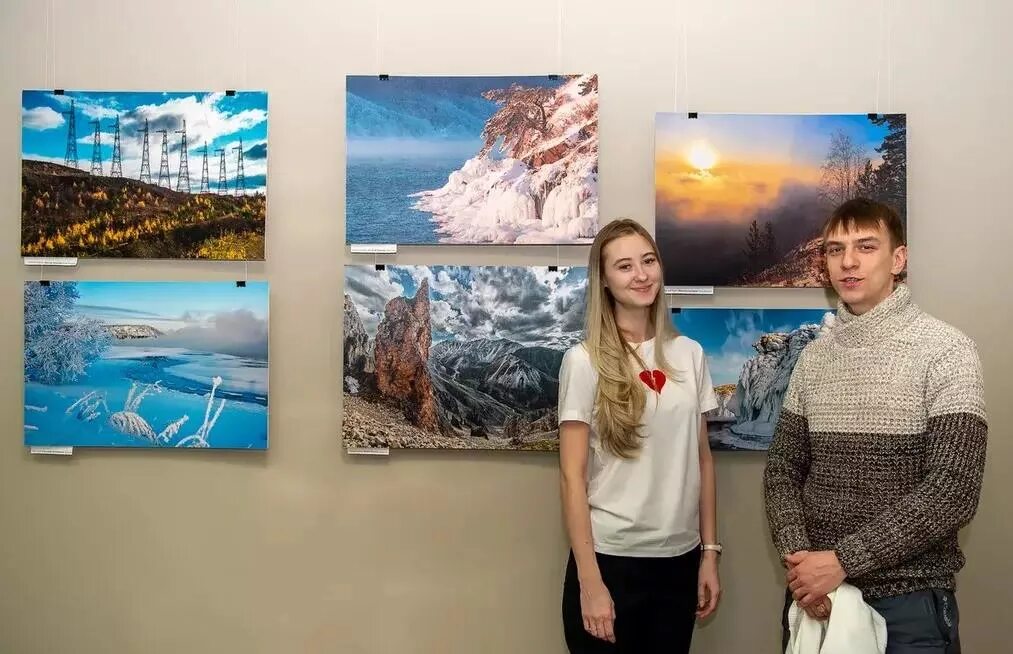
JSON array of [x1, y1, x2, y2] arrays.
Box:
[[763, 284, 988, 600]]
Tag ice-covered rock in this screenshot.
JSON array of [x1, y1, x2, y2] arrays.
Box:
[[728, 315, 832, 441], [411, 74, 599, 244]]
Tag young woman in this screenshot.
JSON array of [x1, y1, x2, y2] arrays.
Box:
[[558, 218, 721, 652]]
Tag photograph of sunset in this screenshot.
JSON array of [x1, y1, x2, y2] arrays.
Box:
[[654, 113, 906, 287]]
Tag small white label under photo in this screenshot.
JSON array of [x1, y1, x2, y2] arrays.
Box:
[[346, 447, 390, 456], [664, 285, 715, 296], [349, 244, 397, 255], [24, 257, 79, 267], [30, 446, 74, 456]]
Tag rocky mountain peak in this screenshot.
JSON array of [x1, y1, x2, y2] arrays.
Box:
[[343, 294, 370, 392], [371, 279, 440, 433]]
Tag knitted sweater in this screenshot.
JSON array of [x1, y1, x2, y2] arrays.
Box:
[[763, 284, 988, 600]]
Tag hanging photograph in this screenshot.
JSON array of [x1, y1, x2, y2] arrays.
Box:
[[345, 74, 599, 245], [672, 307, 834, 451], [342, 265, 587, 450], [655, 113, 907, 287], [21, 90, 268, 260], [24, 281, 269, 449]]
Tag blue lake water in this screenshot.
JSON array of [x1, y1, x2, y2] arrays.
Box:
[[345, 155, 468, 244], [24, 346, 268, 449]]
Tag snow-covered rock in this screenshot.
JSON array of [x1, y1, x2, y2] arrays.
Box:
[[728, 314, 833, 442], [105, 324, 162, 340], [411, 74, 599, 244]]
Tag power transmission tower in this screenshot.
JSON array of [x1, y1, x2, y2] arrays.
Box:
[[139, 119, 152, 184], [215, 148, 227, 195], [90, 119, 103, 176], [157, 129, 170, 187], [233, 138, 246, 196], [110, 115, 123, 177], [175, 119, 190, 193], [199, 142, 210, 194], [62, 99, 78, 169]]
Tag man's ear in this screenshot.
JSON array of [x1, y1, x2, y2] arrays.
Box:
[[891, 244, 908, 276]]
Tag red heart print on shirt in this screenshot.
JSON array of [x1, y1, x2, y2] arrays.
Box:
[[638, 369, 667, 393]]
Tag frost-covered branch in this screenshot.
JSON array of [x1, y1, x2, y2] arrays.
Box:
[[66, 389, 108, 422], [178, 376, 225, 447], [24, 281, 112, 385]]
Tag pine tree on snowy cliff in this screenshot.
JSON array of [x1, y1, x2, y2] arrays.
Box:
[[24, 282, 111, 385], [479, 85, 556, 158]]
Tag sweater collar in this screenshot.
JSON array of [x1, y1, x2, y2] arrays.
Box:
[[832, 283, 918, 348]]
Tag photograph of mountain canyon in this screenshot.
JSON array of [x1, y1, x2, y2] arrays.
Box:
[[342, 265, 587, 450]]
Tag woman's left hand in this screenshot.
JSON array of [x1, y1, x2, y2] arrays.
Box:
[[696, 552, 721, 620]]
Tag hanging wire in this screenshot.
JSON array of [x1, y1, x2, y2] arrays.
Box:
[[50, 0, 57, 88], [673, 2, 680, 110], [887, 0, 894, 112], [876, 0, 885, 114], [682, 20, 690, 112], [375, 0, 383, 73], [44, 1, 50, 86], [557, 0, 564, 74], [238, 0, 248, 88], [235, 0, 241, 87]]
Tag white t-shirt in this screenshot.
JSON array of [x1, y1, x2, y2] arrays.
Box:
[[558, 335, 718, 557]]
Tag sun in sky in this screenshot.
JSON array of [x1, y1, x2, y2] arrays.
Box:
[[686, 139, 718, 173]]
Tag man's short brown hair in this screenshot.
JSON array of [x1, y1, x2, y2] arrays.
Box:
[[822, 198, 906, 251]]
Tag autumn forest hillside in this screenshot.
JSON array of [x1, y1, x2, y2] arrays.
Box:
[[21, 160, 265, 260]]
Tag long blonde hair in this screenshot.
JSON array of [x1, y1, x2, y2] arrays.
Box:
[[584, 218, 679, 459]]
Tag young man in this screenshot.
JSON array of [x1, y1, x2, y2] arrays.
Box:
[[763, 198, 988, 653]]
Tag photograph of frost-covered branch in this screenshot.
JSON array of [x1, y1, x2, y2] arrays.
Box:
[[655, 113, 907, 287], [24, 281, 269, 449], [342, 265, 587, 450], [673, 308, 834, 450], [21, 90, 268, 260], [346, 74, 598, 245]]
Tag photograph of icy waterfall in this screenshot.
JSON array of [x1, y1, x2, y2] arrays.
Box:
[[345, 74, 599, 245], [23, 281, 269, 449], [342, 265, 587, 450], [672, 307, 834, 450]]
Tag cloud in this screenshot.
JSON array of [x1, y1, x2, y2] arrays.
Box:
[[702, 313, 765, 386], [24, 94, 268, 197], [55, 92, 266, 164], [122, 95, 266, 156], [49, 93, 120, 120], [344, 265, 586, 347], [426, 266, 585, 347], [179, 310, 215, 324], [723, 312, 764, 351], [156, 309, 268, 359], [430, 299, 461, 333], [410, 266, 463, 295], [344, 268, 405, 337], [23, 106, 64, 130], [532, 268, 567, 289], [554, 283, 587, 333], [708, 350, 751, 386]]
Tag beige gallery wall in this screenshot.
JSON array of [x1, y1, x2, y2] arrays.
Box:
[[1, 1, 1011, 652]]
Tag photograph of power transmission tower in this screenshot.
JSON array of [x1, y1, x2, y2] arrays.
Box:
[[20, 90, 268, 260], [346, 74, 599, 245]]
